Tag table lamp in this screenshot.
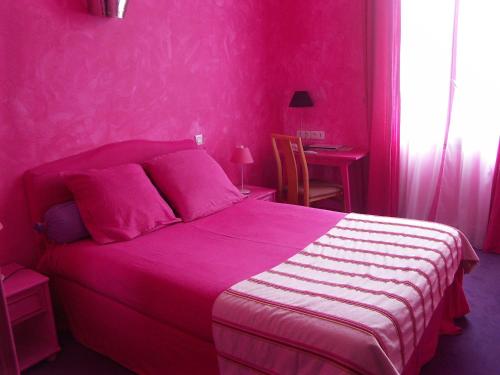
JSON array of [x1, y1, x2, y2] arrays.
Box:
[[289, 91, 314, 135], [231, 146, 254, 194], [289, 91, 313, 108]]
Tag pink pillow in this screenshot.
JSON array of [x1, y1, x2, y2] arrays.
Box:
[[144, 149, 243, 221], [63, 163, 179, 244]]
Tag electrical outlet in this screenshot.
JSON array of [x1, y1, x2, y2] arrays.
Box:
[[310, 131, 325, 140], [194, 134, 203, 145], [296, 130, 309, 138]]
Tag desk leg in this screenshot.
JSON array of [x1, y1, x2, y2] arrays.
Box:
[[341, 165, 352, 212]]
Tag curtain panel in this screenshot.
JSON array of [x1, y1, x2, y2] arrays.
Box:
[[366, 0, 401, 217], [484, 142, 500, 253], [399, 0, 500, 247]]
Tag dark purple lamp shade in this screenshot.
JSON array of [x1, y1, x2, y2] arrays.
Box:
[[289, 91, 314, 108]]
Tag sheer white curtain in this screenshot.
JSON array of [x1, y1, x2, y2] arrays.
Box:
[[399, 0, 500, 246]]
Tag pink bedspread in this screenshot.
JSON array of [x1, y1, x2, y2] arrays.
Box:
[[39, 199, 345, 341], [212, 213, 478, 375]]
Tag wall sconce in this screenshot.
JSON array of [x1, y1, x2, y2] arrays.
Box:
[[88, 0, 129, 19]]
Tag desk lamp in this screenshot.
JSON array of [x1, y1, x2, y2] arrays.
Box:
[[231, 146, 254, 194], [289, 91, 314, 135]]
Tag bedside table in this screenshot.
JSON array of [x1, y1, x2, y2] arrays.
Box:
[[1, 263, 59, 372], [245, 185, 276, 202]]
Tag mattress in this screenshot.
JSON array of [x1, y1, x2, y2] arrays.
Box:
[[39, 199, 345, 341]]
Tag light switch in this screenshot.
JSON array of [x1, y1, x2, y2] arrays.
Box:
[[194, 134, 204, 145]]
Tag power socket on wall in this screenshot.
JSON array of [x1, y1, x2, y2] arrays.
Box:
[[297, 130, 325, 140], [297, 130, 310, 139], [311, 131, 325, 140], [194, 134, 204, 145]]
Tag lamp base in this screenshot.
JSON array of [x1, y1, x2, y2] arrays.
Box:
[[240, 188, 251, 195]]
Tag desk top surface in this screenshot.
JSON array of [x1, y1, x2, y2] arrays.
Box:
[[303, 147, 368, 162]]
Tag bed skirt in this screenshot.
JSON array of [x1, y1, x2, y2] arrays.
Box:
[[52, 277, 219, 375], [402, 268, 468, 375], [52, 268, 469, 375]]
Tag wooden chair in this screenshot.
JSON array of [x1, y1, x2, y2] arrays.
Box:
[[271, 134, 343, 207]]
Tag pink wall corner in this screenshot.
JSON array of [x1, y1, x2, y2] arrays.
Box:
[[0, 0, 368, 266], [281, 1, 369, 149]]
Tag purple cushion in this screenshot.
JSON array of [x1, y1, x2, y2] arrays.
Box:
[[43, 201, 90, 243]]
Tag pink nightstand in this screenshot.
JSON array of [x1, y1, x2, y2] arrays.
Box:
[[245, 185, 276, 202], [1, 263, 59, 372]]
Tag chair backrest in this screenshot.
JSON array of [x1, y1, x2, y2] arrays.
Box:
[[0, 276, 19, 375], [271, 134, 310, 205]]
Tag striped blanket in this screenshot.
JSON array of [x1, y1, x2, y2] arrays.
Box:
[[212, 213, 478, 375]]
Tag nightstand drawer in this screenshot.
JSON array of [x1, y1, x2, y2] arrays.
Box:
[[7, 286, 45, 325], [246, 185, 277, 202], [258, 192, 275, 201]]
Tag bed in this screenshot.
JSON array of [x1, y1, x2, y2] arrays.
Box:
[[24, 139, 478, 375]]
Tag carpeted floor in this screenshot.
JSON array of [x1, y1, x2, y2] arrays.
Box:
[[421, 249, 500, 375], [24, 250, 500, 375]]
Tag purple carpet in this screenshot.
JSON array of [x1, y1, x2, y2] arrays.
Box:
[[24, 250, 500, 375], [421, 249, 500, 375]]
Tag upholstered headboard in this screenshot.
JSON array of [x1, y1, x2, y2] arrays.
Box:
[[23, 139, 197, 225]]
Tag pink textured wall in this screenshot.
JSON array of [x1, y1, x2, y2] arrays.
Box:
[[281, 1, 369, 148], [0, 0, 285, 265], [0, 0, 367, 266]]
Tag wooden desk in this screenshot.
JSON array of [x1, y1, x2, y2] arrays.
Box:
[[303, 148, 368, 212]]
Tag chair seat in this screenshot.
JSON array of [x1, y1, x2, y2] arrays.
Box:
[[285, 180, 342, 200], [304, 180, 343, 200]]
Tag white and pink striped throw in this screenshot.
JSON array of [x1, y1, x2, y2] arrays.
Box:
[[212, 213, 478, 375]]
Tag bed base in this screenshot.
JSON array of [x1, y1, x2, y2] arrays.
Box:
[[52, 269, 468, 375], [53, 277, 219, 375]]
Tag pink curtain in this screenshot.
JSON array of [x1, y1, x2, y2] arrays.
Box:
[[484, 143, 500, 253], [366, 0, 401, 217], [399, 0, 500, 247]]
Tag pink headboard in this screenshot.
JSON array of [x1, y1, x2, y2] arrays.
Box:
[[24, 139, 197, 224]]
